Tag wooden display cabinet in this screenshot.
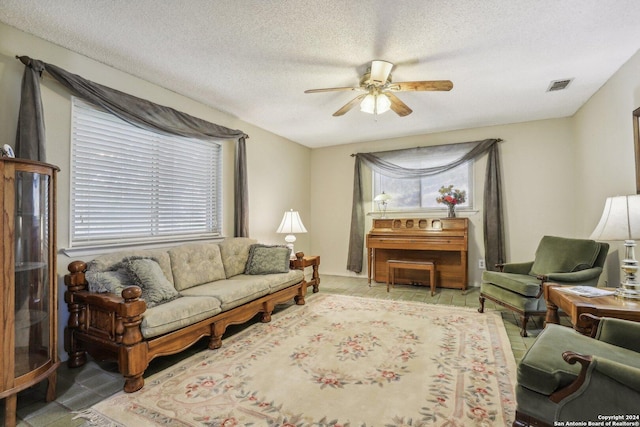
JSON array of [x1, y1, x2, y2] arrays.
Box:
[[0, 158, 60, 427]]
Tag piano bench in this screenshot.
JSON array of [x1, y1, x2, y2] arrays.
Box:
[[387, 260, 436, 295]]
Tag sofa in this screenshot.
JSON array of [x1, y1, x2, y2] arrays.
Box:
[[514, 315, 640, 426], [63, 238, 307, 393]]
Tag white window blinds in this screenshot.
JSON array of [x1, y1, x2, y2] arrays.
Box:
[[70, 98, 222, 248]]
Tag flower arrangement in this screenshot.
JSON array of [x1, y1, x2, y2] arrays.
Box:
[[436, 185, 466, 207], [436, 185, 466, 217]]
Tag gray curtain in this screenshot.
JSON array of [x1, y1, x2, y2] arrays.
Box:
[[347, 138, 504, 273], [15, 58, 46, 161], [483, 143, 505, 269], [15, 55, 250, 237], [234, 137, 249, 237]]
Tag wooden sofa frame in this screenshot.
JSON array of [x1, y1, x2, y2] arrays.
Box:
[[63, 259, 307, 393]]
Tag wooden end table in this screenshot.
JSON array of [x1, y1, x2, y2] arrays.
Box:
[[291, 255, 320, 293], [544, 283, 640, 335]]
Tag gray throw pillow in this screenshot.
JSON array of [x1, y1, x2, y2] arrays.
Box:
[[125, 258, 181, 308], [85, 269, 130, 294], [244, 244, 290, 275]]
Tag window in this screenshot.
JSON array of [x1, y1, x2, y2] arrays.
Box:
[[70, 98, 222, 248], [372, 145, 473, 212]]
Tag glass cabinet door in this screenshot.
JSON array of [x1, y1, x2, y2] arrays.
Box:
[[14, 170, 51, 377]]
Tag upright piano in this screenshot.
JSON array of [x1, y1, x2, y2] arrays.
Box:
[[366, 217, 469, 291]]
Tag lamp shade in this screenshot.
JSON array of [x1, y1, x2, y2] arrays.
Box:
[[276, 209, 307, 234], [590, 195, 640, 241], [374, 192, 392, 203], [360, 93, 391, 114]]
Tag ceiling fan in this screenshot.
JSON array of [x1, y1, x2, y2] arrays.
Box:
[[304, 60, 453, 117]]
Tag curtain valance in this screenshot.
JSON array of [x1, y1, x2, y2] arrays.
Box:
[[15, 55, 250, 237]]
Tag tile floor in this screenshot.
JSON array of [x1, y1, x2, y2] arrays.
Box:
[[3, 274, 557, 426]]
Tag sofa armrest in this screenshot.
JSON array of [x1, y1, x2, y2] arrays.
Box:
[[500, 261, 533, 274], [64, 261, 147, 362], [552, 352, 640, 400], [550, 351, 640, 421], [537, 267, 603, 284], [593, 317, 640, 353]]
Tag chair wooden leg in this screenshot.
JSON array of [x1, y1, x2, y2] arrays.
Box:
[[520, 315, 529, 337], [478, 295, 486, 313], [513, 410, 553, 427]]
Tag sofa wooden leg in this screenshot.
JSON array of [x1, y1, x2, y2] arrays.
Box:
[[478, 295, 486, 313], [294, 284, 306, 305], [66, 350, 87, 368], [209, 335, 222, 349], [123, 375, 144, 393], [210, 323, 224, 349]]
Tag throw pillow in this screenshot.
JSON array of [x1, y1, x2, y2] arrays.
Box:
[[85, 269, 130, 294], [125, 258, 181, 308], [244, 244, 290, 275]]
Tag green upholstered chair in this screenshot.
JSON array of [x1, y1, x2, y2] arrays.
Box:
[[478, 235, 609, 337], [514, 315, 640, 426]]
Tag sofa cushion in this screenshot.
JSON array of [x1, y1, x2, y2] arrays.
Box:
[[125, 258, 181, 308], [219, 237, 257, 278], [87, 249, 174, 285], [85, 269, 130, 294], [517, 324, 640, 396], [480, 281, 547, 312], [180, 278, 271, 311], [231, 269, 304, 293], [529, 236, 600, 276], [482, 270, 542, 297], [244, 244, 290, 275], [140, 296, 222, 339], [169, 243, 226, 291]]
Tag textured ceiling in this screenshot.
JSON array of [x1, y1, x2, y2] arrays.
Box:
[[2, 1, 640, 148]]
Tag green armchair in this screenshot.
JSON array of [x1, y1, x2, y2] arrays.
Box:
[[514, 315, 640, 426], [478, 235, 609, 336]]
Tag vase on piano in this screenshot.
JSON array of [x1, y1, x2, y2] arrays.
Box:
[[447, 204, 456, 218]]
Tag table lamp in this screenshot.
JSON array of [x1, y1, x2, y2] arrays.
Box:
[[589, 194, 640, 299], [374, 192, 392, 217], [276, 209, 307, 259]]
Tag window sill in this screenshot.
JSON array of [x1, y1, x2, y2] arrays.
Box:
[[366, 209, 479, 218], [60, 236, 224, 258]]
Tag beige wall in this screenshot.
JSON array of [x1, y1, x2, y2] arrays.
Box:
[[3, 19, 640, 359], [310, 118, 577, 286], [311, 47, 640, 289], [573, 47, 640, 286], [0, 23, 311, 359]]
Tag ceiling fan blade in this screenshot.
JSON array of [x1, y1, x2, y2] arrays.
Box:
[[385, 93, 413, 117], [304, 87, 362, 93], [390, 80, 453, 92], [333, 93, 368, 116]]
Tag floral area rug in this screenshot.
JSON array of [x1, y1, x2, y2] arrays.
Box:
[[77, 294, 517, 426]]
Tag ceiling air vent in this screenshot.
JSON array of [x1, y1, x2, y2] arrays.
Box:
[[547, 78, 573, 92]]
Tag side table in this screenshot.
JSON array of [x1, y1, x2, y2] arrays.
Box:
[[291, 254, 320, 293], [544, 283, 640, 335]]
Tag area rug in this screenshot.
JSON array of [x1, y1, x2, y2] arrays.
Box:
[[77, 294, 517, 426]]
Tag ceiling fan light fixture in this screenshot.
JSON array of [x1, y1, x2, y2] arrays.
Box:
[[360, 93, 391, 115], [370, 60, 393, 84]]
